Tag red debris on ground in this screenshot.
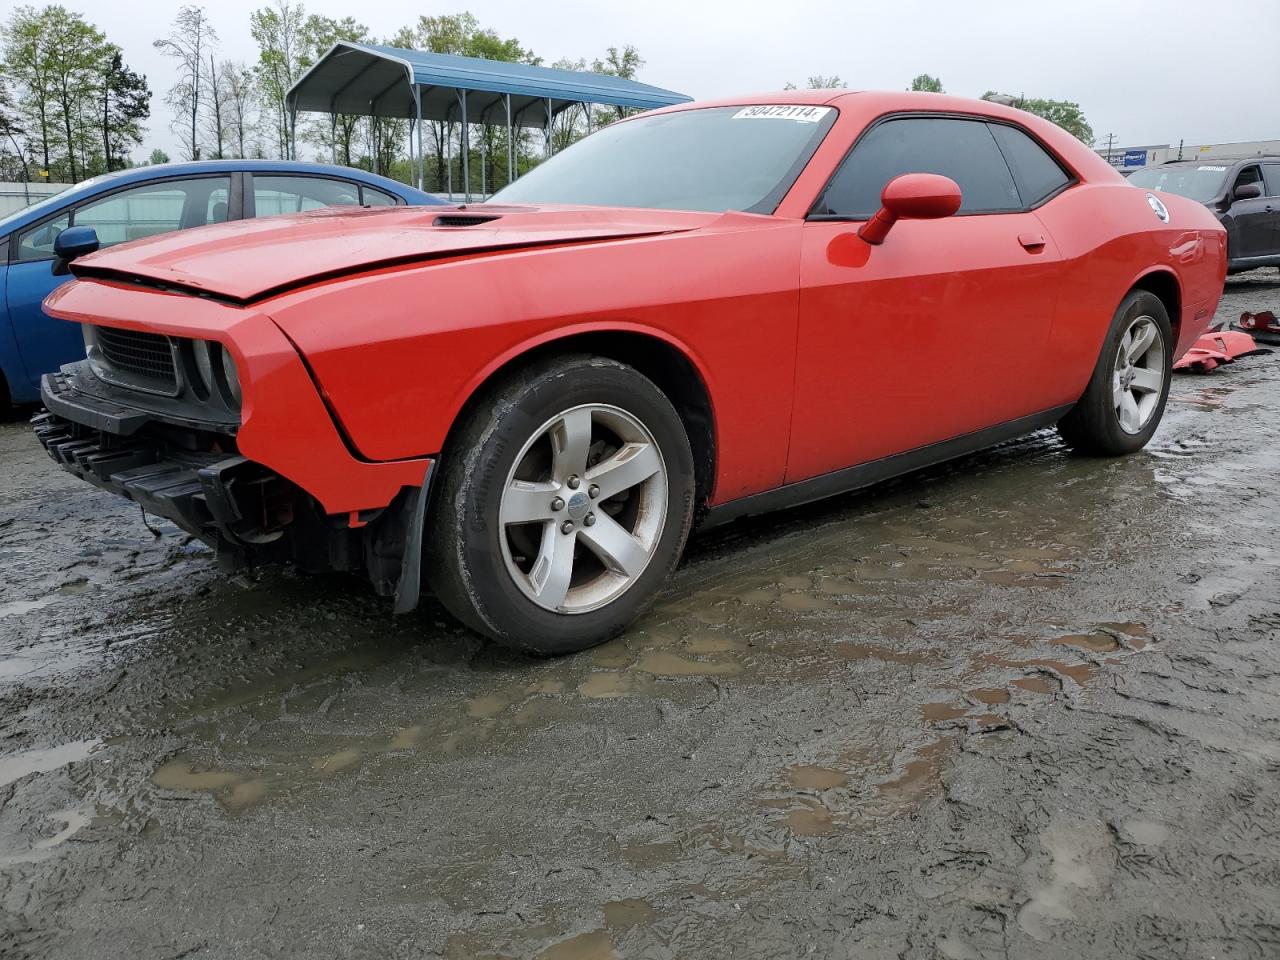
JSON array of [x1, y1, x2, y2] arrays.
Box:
[[1174, 330, 1265, 373], [1236, 310, 1280, 344]]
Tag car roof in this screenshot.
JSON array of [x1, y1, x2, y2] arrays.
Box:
[[1, 160, 441, 236]]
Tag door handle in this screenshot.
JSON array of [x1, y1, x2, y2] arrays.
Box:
[[1018, 232, 1047, 251]]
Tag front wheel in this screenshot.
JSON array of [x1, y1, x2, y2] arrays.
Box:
[[425, 355, 696, 655], [1058, 290, 1173, 456]]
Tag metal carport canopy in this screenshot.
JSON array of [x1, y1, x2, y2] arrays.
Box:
[[287, 42, 693, 125]]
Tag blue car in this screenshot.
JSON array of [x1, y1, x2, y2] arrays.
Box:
[[0, 160, 441, 410]]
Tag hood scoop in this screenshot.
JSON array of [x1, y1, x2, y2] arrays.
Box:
[[433, 213, 503, 227]]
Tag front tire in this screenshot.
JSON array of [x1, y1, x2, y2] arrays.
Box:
[[1058, 290, 1172, 456], [425, 355, 696, 655]]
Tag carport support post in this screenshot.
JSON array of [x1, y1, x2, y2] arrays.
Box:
[[505, 94, 514, 184], [545, 97, 553, 159], [446, 112, 453, 200], [330, 113, 337, 164], [459, 90, 471, 203], [413, 84, 424, 191]]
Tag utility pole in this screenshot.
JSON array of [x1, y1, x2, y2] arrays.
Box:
[[1104, 132, 1115, 165], [1177, 138, 1184, 161]]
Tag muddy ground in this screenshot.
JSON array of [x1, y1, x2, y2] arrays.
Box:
[[2, 272, 1279, 960]]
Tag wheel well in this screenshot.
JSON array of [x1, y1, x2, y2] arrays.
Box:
[[1131, 270, 1182, 343], [449, 332, 717, 511]]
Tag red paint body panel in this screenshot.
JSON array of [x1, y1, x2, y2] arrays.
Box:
[[44, 91, 1227, 518]]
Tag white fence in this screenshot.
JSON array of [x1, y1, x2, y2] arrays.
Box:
[[0, 181, 72, 218]]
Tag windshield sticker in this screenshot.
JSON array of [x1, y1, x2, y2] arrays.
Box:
[[1197, 165, 1227, 171], [731, 105, 832, 123]]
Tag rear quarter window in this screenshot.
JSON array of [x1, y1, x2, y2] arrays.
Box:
[[987, 123, 1072, 206]]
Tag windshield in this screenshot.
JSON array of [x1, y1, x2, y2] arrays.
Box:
[[0, 175, 114, 233], [490, 105, 837, 214], [1127, 164, 1228, 202]]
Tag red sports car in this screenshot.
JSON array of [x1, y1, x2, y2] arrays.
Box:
[[35, 91, 1226, 654]]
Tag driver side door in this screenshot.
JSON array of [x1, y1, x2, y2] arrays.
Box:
[[788, 115, 1072, 483]]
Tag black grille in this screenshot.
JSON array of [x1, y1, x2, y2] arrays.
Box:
[[96, 327, 176, 389]]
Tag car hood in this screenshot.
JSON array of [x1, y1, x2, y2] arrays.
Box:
[[69, 204, 720, 303]]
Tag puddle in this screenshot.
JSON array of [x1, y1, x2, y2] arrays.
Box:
[[877, 738, 950, 808], [0, 807, 93, 866], [634, 651, 741, 676], [923, 703, 969, 722], [313, 749, 361, 775], [0, 596, 57, 619], [602, 898, 656, 931], [787, 764, 849, 790], [0, 738, 103, 789], [535, 929, 618, 960], [784, 798, 838, 836], [969, 687, 1010, 705], [152, 758, 271, 810], [1050, 632, 1120, 653], [1012, 676, 1058, 695], [579, 671, 656, 699]]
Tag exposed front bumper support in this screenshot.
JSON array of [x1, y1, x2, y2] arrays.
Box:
[[35, 371, 435, 611]]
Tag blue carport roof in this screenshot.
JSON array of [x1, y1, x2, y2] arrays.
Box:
[[287, 42, 692, 126]]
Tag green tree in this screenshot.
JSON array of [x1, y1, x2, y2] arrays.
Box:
[[148, 147, 170, 165], [300, 14, 368, 165], [249, 0, 306, 158], [784, 74, 846, 91], [404, 13, 538, 191], [910, 73, 944, 93], [3, 6, 57, 176], [982, 91, 1094, 145], [154, 5, 217, 161], [101, 51, 149, 172]]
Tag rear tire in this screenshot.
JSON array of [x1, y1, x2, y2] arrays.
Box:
[[1058, 290, 1172, 456], [424, 355, 696, 655]]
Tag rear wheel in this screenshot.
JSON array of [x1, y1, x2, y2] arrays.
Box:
[[425, 355, 696, 655], [1058, 290, 1172, 456]]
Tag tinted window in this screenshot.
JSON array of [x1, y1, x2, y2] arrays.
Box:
[[73, 177, 232, 247], [1264, 165, 1280, 198], [815, 117, 1021, 218], [15, 212, 71, 262], [253, 175, 361, 216], [1235, 165, 1263, 191], [988, 123, 1071, 206], [361, 186, 397, 206]]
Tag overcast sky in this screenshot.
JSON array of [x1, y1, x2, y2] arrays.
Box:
[[71, 0, 1280, 161]]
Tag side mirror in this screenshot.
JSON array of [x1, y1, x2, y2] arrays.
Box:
[[858, 173, 963, 245], [52, 226, 99, 276], [1234, 182, 1263, 202]]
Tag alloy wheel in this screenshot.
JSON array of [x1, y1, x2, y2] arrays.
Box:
[[1112, 314, 1166, 434], [498, 403, 668, 614]]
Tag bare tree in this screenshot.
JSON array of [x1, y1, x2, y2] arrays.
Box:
[[220, 61, 257, 159], [202, 54, 226, 158], [154, 5, 216, 161]]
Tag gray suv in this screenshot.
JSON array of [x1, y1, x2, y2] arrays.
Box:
[[1128, 158, 1280, 273]]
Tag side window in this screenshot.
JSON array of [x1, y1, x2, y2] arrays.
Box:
[[15, 212, 71, 262], [1264, 165, 1280, 198], [73, 177, 232, 247], [815, 116, 1021, 218], [253, 176, 361, 217], [1234, 165, 1263, 192], [988, 123, 1071, 207], [360, 186, 398, 207]]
